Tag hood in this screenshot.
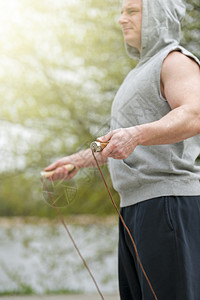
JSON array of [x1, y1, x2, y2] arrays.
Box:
[[126, 0, 186, 63]]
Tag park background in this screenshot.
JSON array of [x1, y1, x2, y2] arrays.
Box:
[[0, 0, 199, 296]]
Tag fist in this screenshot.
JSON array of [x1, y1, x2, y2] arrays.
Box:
[[97, 127, 140, 159]]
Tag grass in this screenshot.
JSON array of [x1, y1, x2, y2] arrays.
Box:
[[0, 285, 34, 296], [45, 289, 82, 295], [0, 288, 82, 297]]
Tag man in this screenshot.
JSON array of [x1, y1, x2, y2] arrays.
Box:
[[45, 0, 200, 299]]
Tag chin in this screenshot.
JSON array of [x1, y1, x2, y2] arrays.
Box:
[[124, 39, 135, 48], [123, 36, 135, 46]]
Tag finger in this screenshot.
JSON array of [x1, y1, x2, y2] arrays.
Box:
[[48, 166, 78, 181], [44, 161, 62, 171], [64, 169, 78, 181], [44, 158, 73, 171], [97, 131, 113, 143], [46, 166, 68, 180], [42, 166, 63, 178], [101, 142, 116, 157], [62, 166, 77, 180], [48, 173, 65, 182]]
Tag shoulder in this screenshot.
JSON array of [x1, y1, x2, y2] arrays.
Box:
[[161, 51, 200, 81], [161, 51, 200, 108]]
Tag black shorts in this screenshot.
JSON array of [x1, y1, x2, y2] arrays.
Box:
[[118, 195, 200, 300]]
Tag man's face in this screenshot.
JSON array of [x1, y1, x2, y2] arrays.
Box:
[[118, 0, 143, 52]]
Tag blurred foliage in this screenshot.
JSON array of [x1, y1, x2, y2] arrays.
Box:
[[181, 0, 200, 58], [0, 0, 199, 217]]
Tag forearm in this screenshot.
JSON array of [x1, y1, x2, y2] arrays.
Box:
[[71, 148, 108, 169], [139, 105, 200, 146]]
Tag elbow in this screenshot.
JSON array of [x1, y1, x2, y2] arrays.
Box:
[[188, 104, 200, 136]]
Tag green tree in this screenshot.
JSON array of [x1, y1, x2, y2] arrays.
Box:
[[181, 0, 200, 58], [0, 0, 199, 217]]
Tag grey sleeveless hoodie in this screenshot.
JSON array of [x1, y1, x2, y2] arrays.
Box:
[[108, 0, 200, 207]]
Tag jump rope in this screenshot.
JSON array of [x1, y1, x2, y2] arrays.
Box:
[[41, 141, 158, 300]]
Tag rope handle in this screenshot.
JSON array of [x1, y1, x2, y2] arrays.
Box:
[[90, 141, 109, 152], [41, 164, 75, 178]]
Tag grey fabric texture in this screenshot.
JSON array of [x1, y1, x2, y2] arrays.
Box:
[[108, 0, 200, 207]]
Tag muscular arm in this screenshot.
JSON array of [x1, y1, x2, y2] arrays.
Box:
[[99, 51, 200, 159], [140, 51, 200, 145]]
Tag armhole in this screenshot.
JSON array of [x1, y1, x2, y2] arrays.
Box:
[[159, 47, 200, 102]]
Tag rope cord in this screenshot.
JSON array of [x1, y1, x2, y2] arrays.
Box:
[[92, 149, 158, 300], [41, 147, 158, 300], [41, 177, 105, 300]]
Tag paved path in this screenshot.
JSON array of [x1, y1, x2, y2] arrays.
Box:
[[0, 294, 120, 300]]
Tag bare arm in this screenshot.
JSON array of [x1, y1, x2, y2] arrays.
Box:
[[44, 148, 107, 181], [140, 51, 200, 145], [98, 52, 200, 159]]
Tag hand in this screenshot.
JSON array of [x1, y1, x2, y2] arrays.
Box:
[[97, 127, 140, 159], [44, 155, 79, 181]]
